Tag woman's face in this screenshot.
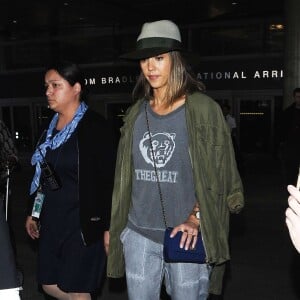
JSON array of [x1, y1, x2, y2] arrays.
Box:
[[44, 69, 81, 113], [140, 53, 171, 93]]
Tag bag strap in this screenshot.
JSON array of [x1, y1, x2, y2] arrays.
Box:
[[144, 101, 168, 229]]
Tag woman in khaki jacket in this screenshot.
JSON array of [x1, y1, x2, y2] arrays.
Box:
[[107, 20, 244, 299]]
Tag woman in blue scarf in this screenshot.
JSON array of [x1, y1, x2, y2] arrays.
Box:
[[25, 62, 115, 300]]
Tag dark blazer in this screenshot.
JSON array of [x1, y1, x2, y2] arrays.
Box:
[[77, 108, 115, 245]]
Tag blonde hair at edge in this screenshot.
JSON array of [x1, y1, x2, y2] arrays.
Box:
[[133, 51, 204, 106]]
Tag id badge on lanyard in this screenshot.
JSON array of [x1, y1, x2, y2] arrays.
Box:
[[31, 190, 45, 219]]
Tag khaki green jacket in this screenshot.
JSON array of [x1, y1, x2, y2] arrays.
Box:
[[107, 92, 244, 295]]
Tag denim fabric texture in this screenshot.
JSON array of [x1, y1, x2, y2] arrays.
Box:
[[120, 227, 211, 300]]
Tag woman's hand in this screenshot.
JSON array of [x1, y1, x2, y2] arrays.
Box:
[[286, 185, 300, 253], [104, 231, 110, 255], [170, 217, 200, 250], [25, 216, 40, 239]]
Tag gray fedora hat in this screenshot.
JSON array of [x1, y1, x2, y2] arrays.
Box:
[[121, 20, 182, 60]]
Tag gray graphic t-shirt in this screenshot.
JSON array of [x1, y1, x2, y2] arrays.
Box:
[[127, 101, 196, 244]]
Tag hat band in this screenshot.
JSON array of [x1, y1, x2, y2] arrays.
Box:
[[136, 37, 182, 51]]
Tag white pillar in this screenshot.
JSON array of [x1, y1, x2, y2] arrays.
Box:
[[283, 0, 300, 108]]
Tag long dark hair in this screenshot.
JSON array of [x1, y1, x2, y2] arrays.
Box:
[[132, 51, 205, 104]]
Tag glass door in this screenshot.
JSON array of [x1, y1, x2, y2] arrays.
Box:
[[236, 96, 274, 154], [1, 102, 53, 154], [33, 103, 54, 143], [13, 106, 33, 152], [1, 105, 34, 153]]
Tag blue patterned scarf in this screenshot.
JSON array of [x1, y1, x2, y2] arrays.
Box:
[[30, 102, 88, 194]]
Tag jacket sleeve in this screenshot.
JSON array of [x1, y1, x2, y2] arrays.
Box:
[[225, 148, 244, 213], [221, 112, 244, 214]]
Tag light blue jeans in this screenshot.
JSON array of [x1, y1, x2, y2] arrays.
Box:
[[120, 227, 211, 300]]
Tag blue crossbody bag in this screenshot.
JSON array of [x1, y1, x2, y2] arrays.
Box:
[[163, 227, 206, 263]]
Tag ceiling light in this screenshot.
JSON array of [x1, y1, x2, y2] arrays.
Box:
[[269, 24, 284, 31]]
